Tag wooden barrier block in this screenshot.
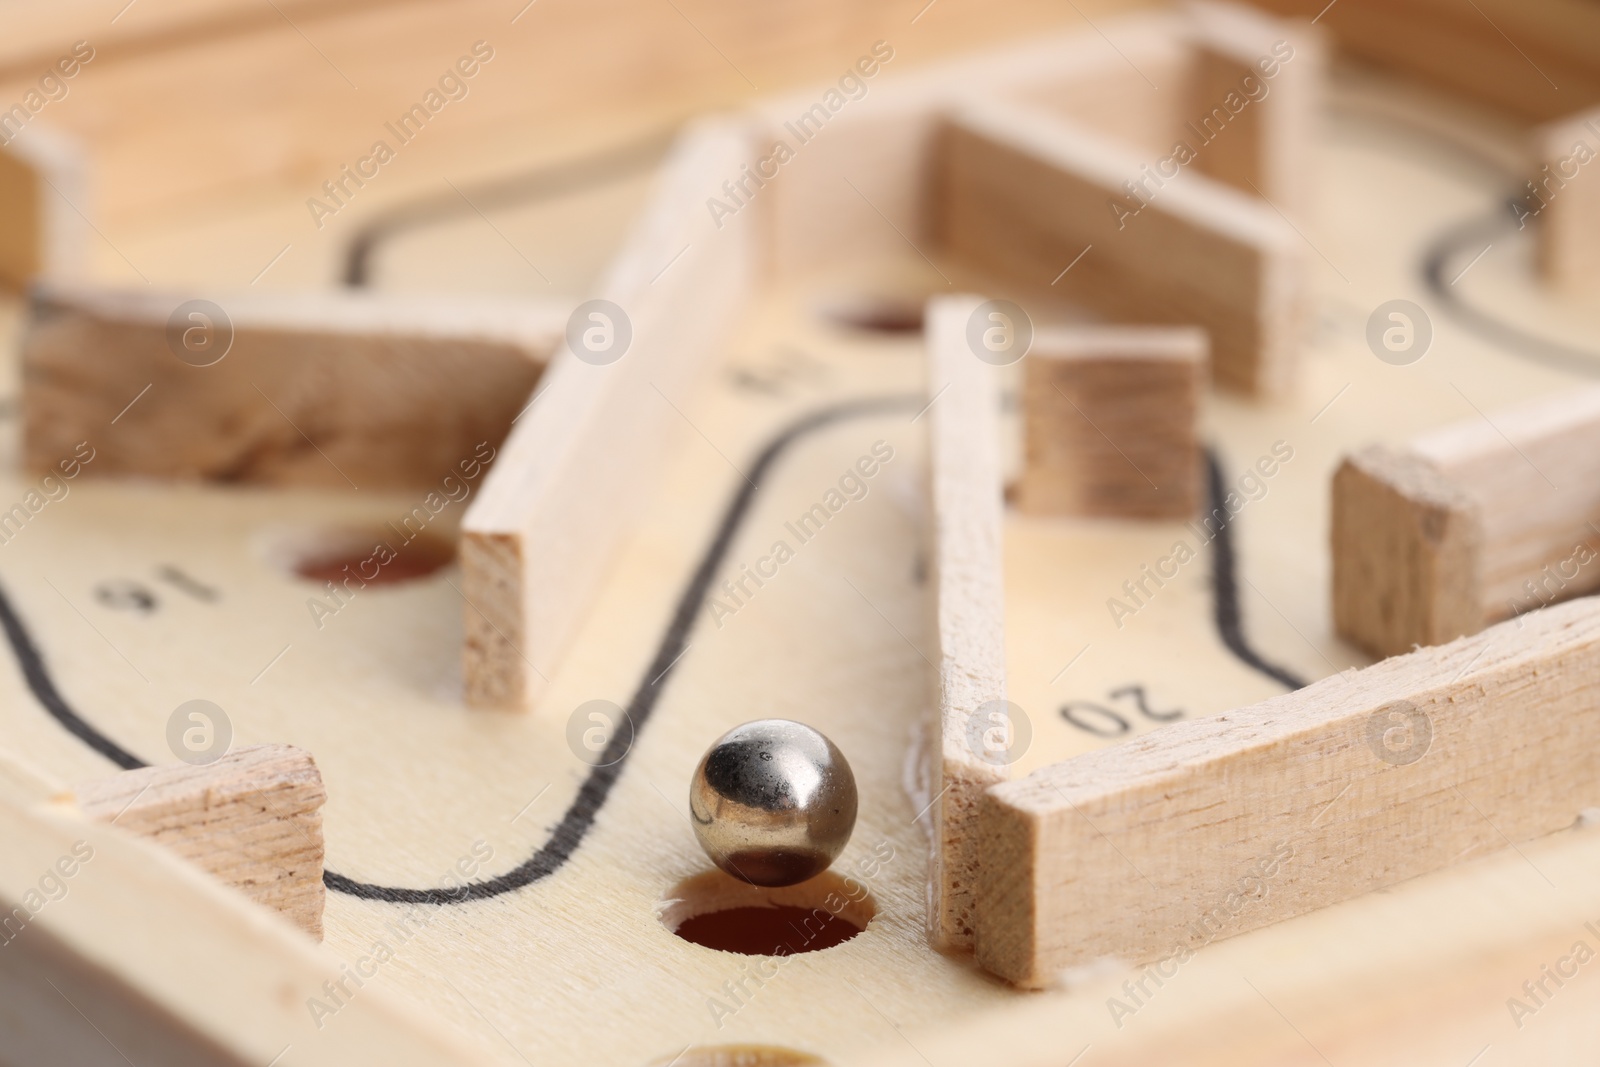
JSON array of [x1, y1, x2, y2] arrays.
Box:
[[1528, 106, 1600, 289], [1331, 445, 1482, 658], [73, 744, 327, 939], [1016, 326, 1206, 520], [919, 295, 1008, 952], [751, 17, 1187, 281], [1333, 385, 1600, 659], [934, 96, 1304, 397], [1183, 0, 1324, 222], [975, 596, 1600, 987], [1244, 0, 1599, 123], [0, 127, 87, 290], [1, 745, 493, 1065], [23, 285, 564, 489], [460, 116, 757, 708]]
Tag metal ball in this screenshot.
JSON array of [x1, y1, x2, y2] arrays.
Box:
[[689, 719, 858, 887]]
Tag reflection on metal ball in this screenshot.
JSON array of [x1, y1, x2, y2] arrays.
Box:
[[689, 719, 858, 887]]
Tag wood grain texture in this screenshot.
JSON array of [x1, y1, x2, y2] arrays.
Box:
[[0, 144, 43, 290], [976, 596, 1600, 987], [1183, 0, 1325, 222], [1243, 0, 1600, 122], [1333, 386, 1600, 657], [1531, 105, 1600, 288], [750, 13, 1187, 281], [73, 743, 327, 940], [0, 746, 504, 1066], [0, 0, 1150, 232], [1016, 325, 1206, 519], [934, 96, 1305, 396], [919, 295, 1008, 952], [1413, 385, 1600, 615], [844, 819, 1600, 1066], [0, 128, 87, 290], [0, 0, 413, 79], [459, 117, 756, 708], [22, 284, 563, 488], [1331, 444, 1481, 659]]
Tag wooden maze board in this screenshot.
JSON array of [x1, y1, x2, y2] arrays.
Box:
[[7, 1, 1600, 1065]]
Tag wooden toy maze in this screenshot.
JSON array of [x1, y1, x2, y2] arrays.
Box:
[[4, 0, 1600, 1064]]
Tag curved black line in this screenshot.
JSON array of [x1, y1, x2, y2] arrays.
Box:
[[9, 397, 1308, 899], [329, 396, 919, 901], [1326, 94, 1600, 376], [342, 129, 677, 288], [1421, 205, 1600, 377], [1204, 450, 1307, 692], [0, 585, 146, 770], [0, 396, 917, 903]]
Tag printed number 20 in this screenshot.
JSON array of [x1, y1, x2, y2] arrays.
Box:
[[1059, 684, 1185, 738]]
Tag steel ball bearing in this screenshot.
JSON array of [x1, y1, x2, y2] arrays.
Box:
[[689, 719, 858, 887]]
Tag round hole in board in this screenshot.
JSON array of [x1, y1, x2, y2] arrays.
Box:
[[659, 869, 874, 956], [817, 293, 925, 335], [256, 524, 455, 587], [645, 1047, 826, 1067]]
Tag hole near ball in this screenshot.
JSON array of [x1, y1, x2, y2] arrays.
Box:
[[646, 1047, 824, 1067], [817, 293, 925, 335], [258, 523, 455, 587], [660, 870, 873, 956]]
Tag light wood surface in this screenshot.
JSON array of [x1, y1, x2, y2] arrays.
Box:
[[1531, 105, 1600, 288], [918, 294, 1008, 952], [0, 128, 87, 290], [73, 742, 328, 939], [1185, 0, 1325, 222], [459, 117, 757, 708], [22, 283, 563, 489], [1331, 444, 1481, 658], [1413, 384, 1600, 616], [935, 95, 1306, 396], [0, 0, 1152, 245], [0, 746, 505, 1066], [1016, 325, 1206, 519], [3, 4, 1600, 1064], [750, 12, 1187, 282], [1334, 386, 1600, 657], [977, 596, 1600, 986], [1244, 0, 1600, 122]]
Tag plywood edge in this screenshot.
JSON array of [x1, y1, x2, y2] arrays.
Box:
[[1331, 443, 1482, 659], [73, 743, 327, 939], [0, 767, 507, 1066], [976, 596, 1600, 986], [922, 294, 1008, 953]]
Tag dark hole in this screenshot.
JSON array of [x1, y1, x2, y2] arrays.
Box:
[[824, 297, 925, 335], [672, 905, 864, 955], [292, 534, 454, 586], [648, 1047, 823, 1067]]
